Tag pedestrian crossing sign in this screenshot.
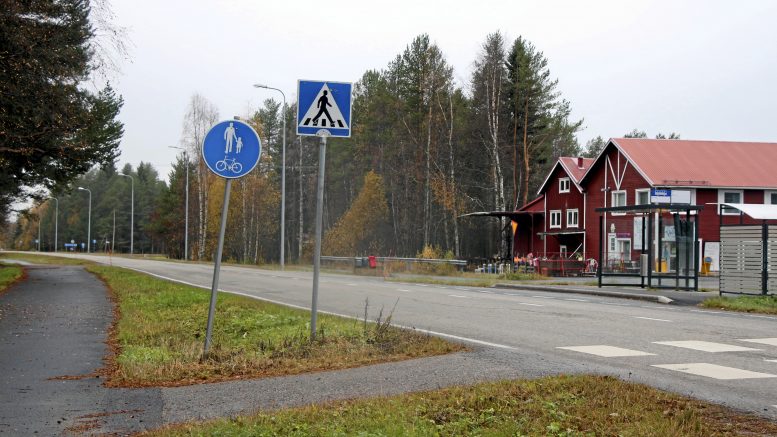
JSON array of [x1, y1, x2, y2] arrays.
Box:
[[297, 80, 352, 137]]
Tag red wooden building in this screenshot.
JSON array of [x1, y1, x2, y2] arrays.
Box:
[[510, 138, 777, 274]]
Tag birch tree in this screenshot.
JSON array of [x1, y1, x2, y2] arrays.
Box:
[[180, 94, 218, 260]]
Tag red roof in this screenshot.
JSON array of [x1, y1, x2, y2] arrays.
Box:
[[609, 138, 777, 188], [518, 195, 544, 213], [559, 157, 594, 183]]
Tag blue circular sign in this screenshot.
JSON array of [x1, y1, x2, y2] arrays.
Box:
[[201, 120, 262, 179]]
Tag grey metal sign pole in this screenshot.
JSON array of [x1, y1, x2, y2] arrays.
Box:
[[310, 133, 328, 340], [204, 178, 232, 354]]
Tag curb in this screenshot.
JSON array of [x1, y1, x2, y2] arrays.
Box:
[[492, 283, 674, 304]]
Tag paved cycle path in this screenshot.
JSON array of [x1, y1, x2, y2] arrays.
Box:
[[0, 265, 162, 435]]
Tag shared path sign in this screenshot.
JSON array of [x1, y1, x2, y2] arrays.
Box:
[[202, 120, 262, 179], [297, 80, 352, 137]]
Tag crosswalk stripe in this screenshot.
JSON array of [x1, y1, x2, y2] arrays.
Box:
[[653, 340, 761, 353], [739, 338, 777, 347], [652, 363, 777, 380], [557, 345, 655, 357]]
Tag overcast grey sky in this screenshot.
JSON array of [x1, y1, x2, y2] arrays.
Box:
[[110, 0, 777, 180]]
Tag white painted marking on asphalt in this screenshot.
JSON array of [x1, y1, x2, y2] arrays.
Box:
[[557, 345, 655, 357], [652, 363, 777, 380], [448, 294, 469, 298], [477, 290, 493, 294], [417, 284, 429, 287], [532, 296, 557, 299], [739, 338, 777, 347], [690, 309, 723, 314], [764, 359, 777, 363], [126, 268, 518, 351], [635, 316, 672, 322], [565, 298, 588, 302], [397, 289, 411, 292], [346, 283, 358, 286], [653, 341, 761, 353], [518, 303, 544, 307], [505, 293, 521, 296]]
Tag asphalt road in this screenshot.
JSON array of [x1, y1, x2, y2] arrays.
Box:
[[23, 253, 777, 420]]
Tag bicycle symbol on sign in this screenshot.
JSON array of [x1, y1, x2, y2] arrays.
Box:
[[215, 156, 243, 174]]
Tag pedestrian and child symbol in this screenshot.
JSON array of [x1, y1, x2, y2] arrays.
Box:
[[202, 119, 261, 179]]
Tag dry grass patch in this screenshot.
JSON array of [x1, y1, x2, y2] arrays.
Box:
[[142, 374, 777, 436], [87, 266, 463, 387]]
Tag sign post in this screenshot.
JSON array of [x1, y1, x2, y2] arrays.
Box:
[[297, 80, 352, 340], [201, 119, 262, 354]]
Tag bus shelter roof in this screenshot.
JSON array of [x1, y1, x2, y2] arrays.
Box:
[[714, 203, 777, 220]]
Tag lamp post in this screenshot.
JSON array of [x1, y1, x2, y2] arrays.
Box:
[[253, 83, 287, 270], [50, 197, 58, 252], [169, 146, 190, 260], [119, 173, 134, 255], [77, 187, 92, 253]]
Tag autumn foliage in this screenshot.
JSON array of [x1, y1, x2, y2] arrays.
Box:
[[323, 172, 388, 256]]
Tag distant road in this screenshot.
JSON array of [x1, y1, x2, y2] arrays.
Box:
[[23, 252, 777, 420]]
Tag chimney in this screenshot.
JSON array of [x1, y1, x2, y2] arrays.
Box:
[[577, 157, 584, 168]]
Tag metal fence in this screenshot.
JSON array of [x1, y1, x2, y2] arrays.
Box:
[[720, 224, 776, 295]]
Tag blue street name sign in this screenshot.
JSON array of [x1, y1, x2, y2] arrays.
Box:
[[297, 80, 352, 137], [202, 120, 262, 179], [650, 188, 671, 204]]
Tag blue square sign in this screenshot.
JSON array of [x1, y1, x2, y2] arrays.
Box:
[[297, 80, 352, 137]]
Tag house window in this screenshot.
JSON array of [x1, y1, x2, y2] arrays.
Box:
[[635, 189, 650, 205], [766, 191, 777, 205], [718, 190, 743, 215], [550, 210, 562, 228], [559, 178, 570, 193], [566, 209, 579, 228], [611, 190, 626, 215]]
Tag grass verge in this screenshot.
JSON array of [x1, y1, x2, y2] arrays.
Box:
[[700, 295, 777, 315], [0, 252, 92, 266], [386, 272, 548, 288], [0, 264, 24, 294], [142, 374, 777, 436], [86, 265, 464, 387]]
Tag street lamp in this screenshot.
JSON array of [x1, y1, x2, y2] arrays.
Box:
[[169, 146, 190, 260], [119, 173, 134, 255], [77, 187, 91, 253], [253, 83, 287, 270]]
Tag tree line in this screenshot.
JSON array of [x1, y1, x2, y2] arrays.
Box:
[[10, 31, 635, 262]]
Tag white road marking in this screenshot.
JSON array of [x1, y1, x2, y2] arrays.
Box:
[[557, 345, 655, 357], [764, 359, 777, 363], [346, 283, 358, 286], [397, 289, 411, 293], [690, 309, 723, 314], [634, 316, 672, 322], [448, 294, 469, 298], [652, 363, 777, 380], [739, 338, 777, 347], [565, 298, 588, 302], [505, 293, 521, 296], [653, 340, 761, 353], [477, 290, 493, 294], [532, 296, 557, 299], [518, 303, 544, 307]]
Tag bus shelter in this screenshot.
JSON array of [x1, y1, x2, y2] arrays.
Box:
[[594, 204, 703, 291]]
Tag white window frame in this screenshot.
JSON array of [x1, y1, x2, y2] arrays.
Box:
[[559, 177, 570, 193], [718, 189, 743, 215], [611, 190, 627, 216], [550, 210, 562, 229], [635, 188, 650, 206], [765, 191, 777, 205], [566, 209, 579, 228]]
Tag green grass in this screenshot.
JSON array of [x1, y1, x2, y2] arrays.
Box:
[[0, 264, 23, 293], [86, 266, 463, 387], [701, 295, 777, 315], [0, 252, 93, 265], [142, 374, 777, 436]]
